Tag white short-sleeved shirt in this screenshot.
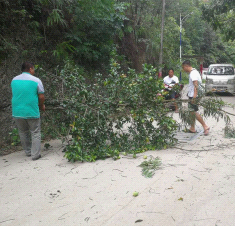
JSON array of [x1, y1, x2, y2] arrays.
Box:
[[163, 75, 179, 85], [188, 68, 202, 97]]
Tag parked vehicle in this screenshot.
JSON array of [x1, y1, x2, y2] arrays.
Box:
[[201, 68, 208, 80], [205, 64, 235, 94]]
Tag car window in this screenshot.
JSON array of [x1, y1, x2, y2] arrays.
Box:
[[208, 66, 234, 75]]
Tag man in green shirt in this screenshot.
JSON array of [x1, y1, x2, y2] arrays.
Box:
[[11, 62, 45, 160]]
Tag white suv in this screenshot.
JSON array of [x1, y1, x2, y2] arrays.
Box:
[[205, 64, 235, 94]]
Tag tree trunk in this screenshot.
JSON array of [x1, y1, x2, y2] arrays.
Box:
[[158, 0, 165, 78]]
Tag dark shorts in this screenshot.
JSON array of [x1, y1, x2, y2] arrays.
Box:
[[170, 91, 176, 99], [188, 97, 199, 111]]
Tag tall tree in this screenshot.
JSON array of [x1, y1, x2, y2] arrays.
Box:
[[158, 0, 166, 78], [66, 0, 125, 68], [202, 0, 235, 41]]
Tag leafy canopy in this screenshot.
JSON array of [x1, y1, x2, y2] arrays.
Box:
[[202, 0, 235, 41]]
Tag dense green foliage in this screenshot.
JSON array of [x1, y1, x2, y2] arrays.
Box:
[[0, 0, 234, 71], [62, 61, 178, 162], [202, 0, 235, 41], [1, 0, 234, 158], [0, 0, 126, 69]]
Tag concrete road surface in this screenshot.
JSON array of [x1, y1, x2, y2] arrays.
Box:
[[1, 92, 235, 226]]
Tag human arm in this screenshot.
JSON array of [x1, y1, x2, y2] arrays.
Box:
[[174, 76, 179, 84], [193, 80, 198, 99], [37, 79, 45, 111], [38, 93, 45, 111], [163, 77, 167, 85]]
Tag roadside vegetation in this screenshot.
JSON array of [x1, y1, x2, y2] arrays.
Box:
[[0, 0, 234, 160]]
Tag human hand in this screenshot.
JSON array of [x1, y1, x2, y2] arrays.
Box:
[[40, 104, 45, 112]]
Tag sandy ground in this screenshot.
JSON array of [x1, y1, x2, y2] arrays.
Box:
[[1, 93, 235, 226]]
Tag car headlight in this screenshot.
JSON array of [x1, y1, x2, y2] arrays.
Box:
[[206, 79, 213, 84], [227, 79, 235, 84]]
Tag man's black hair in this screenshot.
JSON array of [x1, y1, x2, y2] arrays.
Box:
[[182, 60, 191, 66], [168, 68, 174, 72], [21, 62, 34, 72]]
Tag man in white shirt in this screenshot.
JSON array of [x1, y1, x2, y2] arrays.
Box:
[[163, 69, 179, 85], [163, 69, 179, 112], [182, 60, 210, 135]]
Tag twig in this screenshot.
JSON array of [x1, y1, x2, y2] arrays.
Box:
[[0, 219, 15, 224], [219, 109, 235, 117], [58, 213, 69, 220]]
